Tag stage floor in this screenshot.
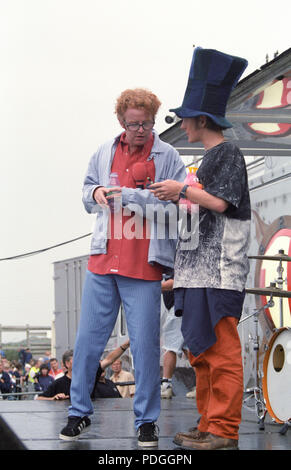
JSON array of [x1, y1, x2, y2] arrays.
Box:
[[0, 395, 290, 452]]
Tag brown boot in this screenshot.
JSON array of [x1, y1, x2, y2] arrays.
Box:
[[173, 427, 209, 446], [178, 432, 239, 450]]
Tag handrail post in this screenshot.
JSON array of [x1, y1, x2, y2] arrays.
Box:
[[26, 324, 30, 349]]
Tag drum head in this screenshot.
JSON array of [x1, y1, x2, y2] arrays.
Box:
[[262, 328, 291, 423]]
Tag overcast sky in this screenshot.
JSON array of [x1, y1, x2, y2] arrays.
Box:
[[0, 0, 290, 342]]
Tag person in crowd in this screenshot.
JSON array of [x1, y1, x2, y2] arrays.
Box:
[[59, 87, 186, 447], [1, 360, 18, 400], [38, 340, 131, 404], [48, 358, 64, 380], [21, 363, 31, 390], [0, 360, 12, 398], [9, 362, 23, 398], [36, 350, 73, 401], [41, 351, 52, 367], [91, 369, 121, 399], [18, 349, 25, 369], [160, 272, 188, 399], [110, 359, 135, 398], [34, 363, 55, 393], [150, 47, 250, 450], [91, 340, 133, 399], [2, 359, 12, 374], [28, 359, 41, 388], [24, 348, 32, 366], [11, 362, 23, 380]]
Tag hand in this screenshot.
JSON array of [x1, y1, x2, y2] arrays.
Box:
[[149, 180, 183, 202], [53, 393, 69, 400], [161, 279, 174, 291], [93, 186, 122, 206], [122, 339, 130, 349]]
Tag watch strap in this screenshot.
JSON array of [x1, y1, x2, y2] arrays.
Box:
[[180, 184, 189, 199]]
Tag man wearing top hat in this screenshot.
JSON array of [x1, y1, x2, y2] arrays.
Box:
[[150, 47, 251, 450]]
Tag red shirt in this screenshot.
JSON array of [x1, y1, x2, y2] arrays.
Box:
[[48, 368, 64, 379], [88, 132, 163, 281]]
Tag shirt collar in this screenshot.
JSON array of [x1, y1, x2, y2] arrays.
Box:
[[114, 129, 163, 155], [120, 131, 154, 157]]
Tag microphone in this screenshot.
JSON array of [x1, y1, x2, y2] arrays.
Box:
[[132, 162, 147, 189]]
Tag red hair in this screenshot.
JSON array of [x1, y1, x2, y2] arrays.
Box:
[[115, 88, 161, 119]]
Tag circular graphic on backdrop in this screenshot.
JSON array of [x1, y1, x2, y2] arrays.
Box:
[[255, 222, 291, 328]]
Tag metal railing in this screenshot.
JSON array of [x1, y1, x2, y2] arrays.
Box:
[[0, 324, 51, 356]]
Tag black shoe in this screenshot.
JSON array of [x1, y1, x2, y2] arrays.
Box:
[[59, 416, 91, 441], [137, 422, 159, 447]]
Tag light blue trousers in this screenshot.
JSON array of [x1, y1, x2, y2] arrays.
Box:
[[69, 270, 161, 429]]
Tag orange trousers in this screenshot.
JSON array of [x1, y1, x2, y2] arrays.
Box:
[[188, 316, 243, 440]]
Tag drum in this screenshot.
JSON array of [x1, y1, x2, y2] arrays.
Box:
[[262, 328, 291, 423]]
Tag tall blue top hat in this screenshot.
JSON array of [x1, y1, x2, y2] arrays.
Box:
[[170, 47, 248, 128]]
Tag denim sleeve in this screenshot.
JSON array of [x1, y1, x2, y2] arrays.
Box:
[[121, 148, 186, 221], [82, 151, 102, 214]]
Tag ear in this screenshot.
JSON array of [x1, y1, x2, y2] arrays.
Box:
[[198, 115, 207, 128]]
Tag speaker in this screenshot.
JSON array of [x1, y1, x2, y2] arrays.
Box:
[[0, 415, 27, 450]]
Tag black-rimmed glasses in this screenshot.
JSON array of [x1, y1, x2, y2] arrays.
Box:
[[124, 120, 155, 131]]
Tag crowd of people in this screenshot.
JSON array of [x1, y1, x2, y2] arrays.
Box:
[[0, 349, 65, 399], [0, 342, 135, 401]]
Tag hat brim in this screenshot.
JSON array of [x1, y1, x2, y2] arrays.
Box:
[[169, 106, 233, 129]]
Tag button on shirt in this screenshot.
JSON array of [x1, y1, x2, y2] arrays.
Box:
[[88, 132, 163, 281]]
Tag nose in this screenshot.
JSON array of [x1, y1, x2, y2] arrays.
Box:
[[137, 124, 145, 133]]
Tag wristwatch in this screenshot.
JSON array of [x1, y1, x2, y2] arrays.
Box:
[[179, 184, 189, 199]]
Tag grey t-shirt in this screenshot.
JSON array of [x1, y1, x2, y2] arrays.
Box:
[[174, 141, 251, 292]]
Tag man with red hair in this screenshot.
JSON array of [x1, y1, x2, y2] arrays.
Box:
[[59, 88, 186, 447]]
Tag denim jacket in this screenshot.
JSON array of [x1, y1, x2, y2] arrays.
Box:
[[82, 130, 186, 271]]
